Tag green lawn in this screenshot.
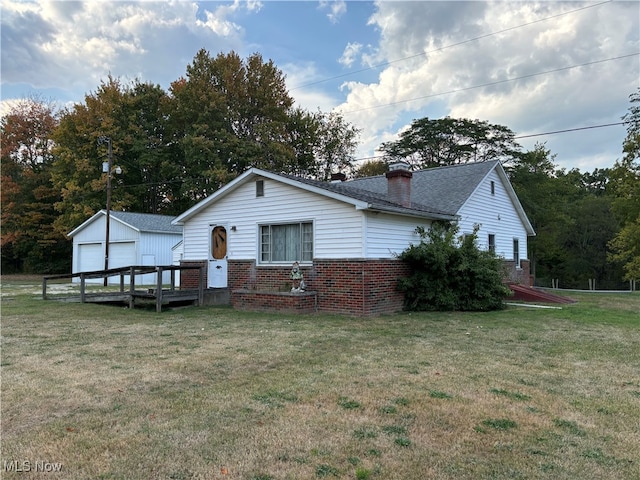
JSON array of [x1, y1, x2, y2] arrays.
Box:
[[1, 279, 638, 479]]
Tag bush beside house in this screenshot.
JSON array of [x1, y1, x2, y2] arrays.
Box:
[[399, 223, 511, 311]]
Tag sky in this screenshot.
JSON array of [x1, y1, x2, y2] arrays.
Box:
[[1, 0, 639, 172]]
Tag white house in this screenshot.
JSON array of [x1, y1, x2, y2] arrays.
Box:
[[68, 210, 183, 284], [172, 161, 535, 315]]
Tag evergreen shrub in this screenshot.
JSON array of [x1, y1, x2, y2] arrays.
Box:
[[398, 222, 511, 311]]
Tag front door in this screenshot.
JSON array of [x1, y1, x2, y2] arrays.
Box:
[[208, 225, 228, 288]]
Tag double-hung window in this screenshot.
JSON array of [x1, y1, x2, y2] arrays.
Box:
[[513, 238, 520, 268], [260, 222, 313, 263], [488, 234, 496, 254]]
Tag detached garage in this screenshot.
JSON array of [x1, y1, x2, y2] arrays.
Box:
[[68, 210, 183, 284]]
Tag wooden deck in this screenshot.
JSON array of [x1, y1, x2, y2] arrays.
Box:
[[43, 265, 205, 312]]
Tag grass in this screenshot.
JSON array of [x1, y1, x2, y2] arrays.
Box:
[[1, 277, 639, 479]]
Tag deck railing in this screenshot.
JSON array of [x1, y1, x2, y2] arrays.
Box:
[[43, 265, 205, 312]]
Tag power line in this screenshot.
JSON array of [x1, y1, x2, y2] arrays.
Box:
[[338, 53, 639, 114], [291, 0, 612, 91], [351, 121, 626, 163], [514, 122, 625, 140]]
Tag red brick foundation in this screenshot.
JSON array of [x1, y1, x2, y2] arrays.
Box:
[[233, 289, 318, 313], [179, 260, 206, 289], [182, 257, 531, 316], [227, 259, 409, 316], [502, 259, 532, 286]]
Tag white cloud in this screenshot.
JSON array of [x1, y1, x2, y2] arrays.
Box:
[[319, 0, 346, 24], [283, 62, 338, 112], [339, 42, 362, 67], [0, 0, 258, 95], [335, 1, 639, 168]]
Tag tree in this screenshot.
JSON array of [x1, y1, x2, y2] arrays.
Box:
[[1, 96, 70, 273], [379, 117, 521, 169], [608, 89, 640, 281], [354, 159, 388, 178], [398, 222, 510, 311], [507, 142, 627, 288], [608, 217, 640, 282], [506, 144, 568, 284], [125, 82, 181, 215], [51, 76, 141, 236], [302, 110, 360, 181], [168, 49, 360, 195], [565, 195, 623, 287], [167, 50, 298, 202]]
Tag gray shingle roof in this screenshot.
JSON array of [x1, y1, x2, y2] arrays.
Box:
[[347, 161, 497, 214], [282, 161, 498, 218], [108, 211, 183, 234]]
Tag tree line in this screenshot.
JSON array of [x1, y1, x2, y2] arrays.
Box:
[[1, 49, 638, 288]]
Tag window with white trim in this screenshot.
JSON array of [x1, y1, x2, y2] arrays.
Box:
[[260, 222, 313, 263], [488, 234, 496, 253], [513, 238, 520, 268]]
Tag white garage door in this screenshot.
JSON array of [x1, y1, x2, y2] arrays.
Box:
[[77, 243, 103, 284], [77, 242, 136, 284], [110, 242, 136, 269]]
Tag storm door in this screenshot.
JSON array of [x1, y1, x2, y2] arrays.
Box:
[[208, 225, 228, 288]]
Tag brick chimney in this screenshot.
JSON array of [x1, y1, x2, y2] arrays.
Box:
[[386, 162, 412, 207], [330, 172, 347, 182]]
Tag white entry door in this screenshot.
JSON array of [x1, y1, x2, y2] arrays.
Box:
[[208, 225, 228, 288]]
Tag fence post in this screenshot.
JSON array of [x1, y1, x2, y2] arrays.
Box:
[[42, 277, 48, 300], [80, 273, 86, 303], [156, 266, 163, 313], [198, 266, 205, 306], [128, 266, 135, 308]]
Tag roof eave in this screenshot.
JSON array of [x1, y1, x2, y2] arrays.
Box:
[[494, 164, 536, 236], [366, 206, 457, 222]]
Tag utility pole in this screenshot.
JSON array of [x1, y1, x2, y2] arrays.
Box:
[[98, 136, 120, 286]]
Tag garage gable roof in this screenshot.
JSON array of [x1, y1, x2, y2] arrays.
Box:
[[68, 210, 182, 237]]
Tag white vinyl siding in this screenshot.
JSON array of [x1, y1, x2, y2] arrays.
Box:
[[182, 179, 365, 261], [365, 213, 428, 258], [457, 169, 528, 261]]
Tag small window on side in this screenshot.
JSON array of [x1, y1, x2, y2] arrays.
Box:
[[490, 180, 495, 195], [488, 234, 496, 253], [256, 179, 264, 197], [513, 238, 520, 268]]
